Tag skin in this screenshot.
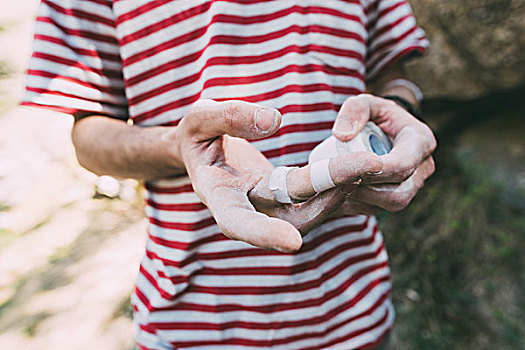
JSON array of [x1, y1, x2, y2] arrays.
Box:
[[71, 63, 436, 251]]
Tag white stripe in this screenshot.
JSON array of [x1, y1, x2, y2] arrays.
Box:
[[27, 74, 126, 106], [27, 57, 125, 89], [35, 21, 120, 56], [22, 90, 126, 116], [42, 1, 117, 37]]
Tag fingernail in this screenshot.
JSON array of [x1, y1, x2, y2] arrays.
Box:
[[333, 119, 359, 140], [255, 108, 278, 133], [365, 170, 383, 175]]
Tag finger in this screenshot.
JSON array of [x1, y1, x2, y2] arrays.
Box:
[[184, 99, 282, 141], [331, 199, 383, 218], [282, 188, 346, 234], [349, 157, 435, 211], [332, 95, 371, 141], [205, 181, 303, 252], [285, 152, 383, 200], [355, 95, 436, 184], [363, 126, 428, 183]]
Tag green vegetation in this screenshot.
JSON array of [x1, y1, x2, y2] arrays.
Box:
[[381, 132, 525, 349]]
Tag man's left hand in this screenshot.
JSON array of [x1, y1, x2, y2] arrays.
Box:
[[331, 93, 437, 213]]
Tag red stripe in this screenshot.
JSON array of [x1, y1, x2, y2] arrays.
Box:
[[21, 101, 78, 116], [370, 14, 411, 43], [367, 45, 426, 79], [31, 51, 122, 79], [359, 327, 393, 350], [43, 0, 115, 27], [34, 34, 121, 63], [145, 182, 193, 194], [216, 83, 361, 106], [146, 199, 206, 211], [148, 216, 217, 231], [25, 87, 126, 109], [368, 25, 418, 58], [36, 16, 118, 45], [27, 69, 125, 95], [116, 0, 212, 27], [366, 1, 406, 31], [147, 231, 225, 250]]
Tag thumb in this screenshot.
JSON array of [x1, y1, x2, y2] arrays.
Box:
[[332, 94, 370, 142], [185, 99, 281, 140]]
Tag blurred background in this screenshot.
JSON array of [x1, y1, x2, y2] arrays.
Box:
[[0, 1, 523, 349]]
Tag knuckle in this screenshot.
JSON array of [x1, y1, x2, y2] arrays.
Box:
[[394, 165, 414, 183], [384, 99, 398, 110], [388, 193, 412, 212], [225, 101, 241, 119], [190, 98, 212, 114], [223, 102, 241, 130]]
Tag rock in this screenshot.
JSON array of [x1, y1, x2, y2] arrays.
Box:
[[405, 0, 525, 99]]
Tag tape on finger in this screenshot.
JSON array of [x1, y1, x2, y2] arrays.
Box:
[[268, 166, 296, 204], [306, 122, 392, 194], [310, 158, 336, 193]]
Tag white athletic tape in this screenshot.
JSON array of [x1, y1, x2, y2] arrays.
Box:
[[268, 166, 297, 204], [310, 158, 336, 193], [308, 122, 392, 164]]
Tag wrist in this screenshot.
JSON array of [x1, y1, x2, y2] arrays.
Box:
[[163, 125, 186, 172], [379, 78, 423, 105], [382, 95, 424, 122]]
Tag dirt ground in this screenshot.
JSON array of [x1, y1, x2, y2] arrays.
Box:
[[0, 2, 146, 349]]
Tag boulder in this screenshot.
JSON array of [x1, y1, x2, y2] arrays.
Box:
[[405, 0, 525, 99]]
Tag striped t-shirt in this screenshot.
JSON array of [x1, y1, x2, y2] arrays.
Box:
[[22, 1, 428, 349]]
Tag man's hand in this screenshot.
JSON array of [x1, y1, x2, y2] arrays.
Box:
[[177, 99, 383, 252], [331, 94, 436, 214]]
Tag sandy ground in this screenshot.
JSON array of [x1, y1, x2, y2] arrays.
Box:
[[0, 2, 147, 349]]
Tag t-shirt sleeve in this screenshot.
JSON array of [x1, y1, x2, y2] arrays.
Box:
[[21, 0, 128, 120], [365, 0, 429, 81]]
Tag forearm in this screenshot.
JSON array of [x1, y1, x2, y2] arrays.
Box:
[[71, 116, 185, 180]]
